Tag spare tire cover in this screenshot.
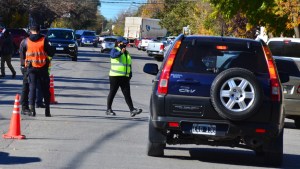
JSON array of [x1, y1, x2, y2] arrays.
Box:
[[211, 68, 263, 121]]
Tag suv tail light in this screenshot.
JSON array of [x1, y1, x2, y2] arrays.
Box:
[[157, 40, 182, 94], [262, 45, 281, 101], [160, 44, 164, 50]]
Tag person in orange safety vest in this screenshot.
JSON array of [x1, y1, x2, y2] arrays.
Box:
[[19, 24, 54, 117]]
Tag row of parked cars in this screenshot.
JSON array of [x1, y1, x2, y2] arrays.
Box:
[[142, 34, 300, 166], [132, 36, 176, 61]]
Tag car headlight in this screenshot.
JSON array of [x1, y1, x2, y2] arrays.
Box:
[[69, 43, 76, 47], [81, 37, 85, 40], [48, 42, 52, 46]]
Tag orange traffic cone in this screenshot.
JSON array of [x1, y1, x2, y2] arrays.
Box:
[[50, 74, 58, 104], [3, 94, 26, 139]]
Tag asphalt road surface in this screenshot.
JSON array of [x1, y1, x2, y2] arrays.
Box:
[[0, 46, 300, 169]]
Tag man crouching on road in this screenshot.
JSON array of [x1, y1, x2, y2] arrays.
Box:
[[19, 24, 54, 117]]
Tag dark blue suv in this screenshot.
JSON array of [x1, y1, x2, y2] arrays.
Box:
[[75, 30, 98, 47], [143, 34, 288, 166]]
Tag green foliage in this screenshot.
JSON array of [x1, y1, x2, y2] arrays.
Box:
[[160, 1, 195, 35], [209, 0, 298, 37], [0, 0, 101, 30]]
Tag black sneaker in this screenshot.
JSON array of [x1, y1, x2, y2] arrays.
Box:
[[130, 108, 142, 117], [21, 107, 31, 116], [45, 107, 51, 117], [105, 109, 116, 116], [36, 103, 46, 108]]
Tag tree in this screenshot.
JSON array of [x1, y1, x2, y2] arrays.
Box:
[[209, 0, 297, 37], [275, 0, 300, 37], [159, 0, 196, 35], [0, 0, 101, 30]]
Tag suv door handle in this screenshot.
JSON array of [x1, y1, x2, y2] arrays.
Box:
[[177, 79, 199, 84]]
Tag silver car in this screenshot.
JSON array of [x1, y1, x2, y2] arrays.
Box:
[[268, 37, 300, 129], [100, 37, 117, 53]]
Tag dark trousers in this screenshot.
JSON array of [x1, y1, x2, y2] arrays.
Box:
[[27, 66, 50, 107], [107, 76, 134, 111], [1, 54, 16, 76], [20, 70, 43, 108], [20, 70, 29, 108]]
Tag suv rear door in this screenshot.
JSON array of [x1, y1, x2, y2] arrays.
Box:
[[165, 37, 270, 119]]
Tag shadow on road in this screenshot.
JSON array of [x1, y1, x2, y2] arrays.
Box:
[[0, 152, 41, 165], [163, 147, 300, 168]]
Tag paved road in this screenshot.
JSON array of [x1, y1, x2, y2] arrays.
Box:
[[0, 46, 300, 169]]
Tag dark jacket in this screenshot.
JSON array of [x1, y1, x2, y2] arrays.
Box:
[[19, 34, 54, 67], [0, 32, 14, 55]]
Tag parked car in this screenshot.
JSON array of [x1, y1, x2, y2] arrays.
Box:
[[40, 29, 48, 36], [75, 30, 98, 47], [143, 34, 288, 166], [146, 40, 168, 61], [98, 35, 110, 44], [47, 28, 78, 61], [268, 37, 300, 129], [100, 36, 117, 53], [5, 28, 29, 53], [139, 38, 153, 51], [134, 38, 140, 48]]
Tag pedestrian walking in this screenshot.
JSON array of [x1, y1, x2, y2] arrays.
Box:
[[106, 37, 142, 117], [0, 29, 16, 78], [19, 25, 54, 117]]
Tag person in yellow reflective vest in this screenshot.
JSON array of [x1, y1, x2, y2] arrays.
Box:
[[106, 37, 142, 117]]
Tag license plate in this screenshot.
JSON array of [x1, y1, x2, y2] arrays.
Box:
[[56, 47, 64, 50], [192, 124, 216, 135]]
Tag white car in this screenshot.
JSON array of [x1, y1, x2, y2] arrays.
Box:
[[268, 37, 300, 129], [139, 39, 153, 51], [100, 37, 117, 53]]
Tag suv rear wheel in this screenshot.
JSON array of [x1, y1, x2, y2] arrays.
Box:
[[211, 68, 263, 121], [147, 118, 166, 157], [256, 130, 283, 166]]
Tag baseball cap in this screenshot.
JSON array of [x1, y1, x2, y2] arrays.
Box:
[[116, 37, 128, 44]]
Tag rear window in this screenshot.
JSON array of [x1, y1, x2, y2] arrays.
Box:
[[275, 59, 300, 77], [83, 31, 96, 36], [104, 38, 117, 42], [173, 39, 268, 74], [268, 41, 300, 58]]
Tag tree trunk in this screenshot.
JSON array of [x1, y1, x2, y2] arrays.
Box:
[[294, 25, 300, 38]]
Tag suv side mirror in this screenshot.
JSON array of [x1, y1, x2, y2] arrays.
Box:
[[143, 63, 159, 75], [278, 71, 289, 83]]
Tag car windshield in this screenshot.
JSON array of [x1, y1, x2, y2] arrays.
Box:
[[83, 32, 96, 36], [104, 38, 117, 42], [268, 41, 300, 58], [7, 29, 27, 36], [47, 30, 74, 40]]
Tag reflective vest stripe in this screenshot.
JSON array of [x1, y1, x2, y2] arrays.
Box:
[[111, 63, 131, 66], [26, 52, 48, 57], [110, 69, 127, 75]]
